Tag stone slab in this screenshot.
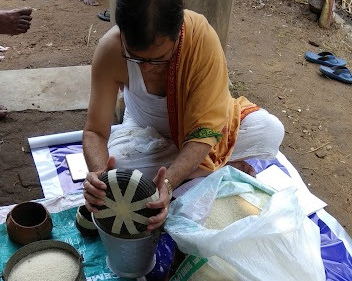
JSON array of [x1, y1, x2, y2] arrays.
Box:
[[0, 65, 91, 112]]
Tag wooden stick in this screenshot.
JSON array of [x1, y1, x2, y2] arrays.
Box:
[[304, 142, 331, 154], [87, 24, 93, 47]]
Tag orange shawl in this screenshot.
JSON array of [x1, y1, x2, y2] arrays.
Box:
[[167, 10, 259, 172]]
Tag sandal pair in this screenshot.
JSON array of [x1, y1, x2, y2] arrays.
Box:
[[305, 51, 351, 84]]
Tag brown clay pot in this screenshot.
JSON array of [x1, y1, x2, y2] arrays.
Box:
[[6, 201, 53, 245]]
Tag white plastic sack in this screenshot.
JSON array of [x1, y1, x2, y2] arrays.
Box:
[[165, 166, 326, 281]]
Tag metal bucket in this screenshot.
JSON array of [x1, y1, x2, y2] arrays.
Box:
[[92, 215, 160, 278], [2, 240, 85, 281]]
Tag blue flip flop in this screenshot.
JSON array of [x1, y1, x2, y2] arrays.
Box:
[[97, 10, 110, 22], [319, 65, 352, 84], [305, 51, 347, 67]]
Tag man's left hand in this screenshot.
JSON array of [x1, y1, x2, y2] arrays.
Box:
[[146, 166, 170, 232]]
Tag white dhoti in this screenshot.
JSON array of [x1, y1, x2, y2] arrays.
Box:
[[108, 108, 284, 180]]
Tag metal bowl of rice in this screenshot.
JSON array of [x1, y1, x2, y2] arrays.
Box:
[[2, 240, 85, 281]]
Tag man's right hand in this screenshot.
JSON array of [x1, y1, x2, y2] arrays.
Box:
[[83, 156, 116, 212]]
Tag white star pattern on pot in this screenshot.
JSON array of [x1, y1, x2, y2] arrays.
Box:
[[94, 170, 159, 235]]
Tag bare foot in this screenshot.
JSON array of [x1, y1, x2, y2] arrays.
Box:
[[0, 8, 32, 35], [228, 161, 256, 177], [0, 45, 10, 60], [0, 105, 8, 119], [80, 0, 99, 6]]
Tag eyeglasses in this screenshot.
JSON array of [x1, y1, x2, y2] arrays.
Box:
[[120, 35, 178, 65]]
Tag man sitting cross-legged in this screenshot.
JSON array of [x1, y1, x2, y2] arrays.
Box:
[[82, 0, 285, 233]]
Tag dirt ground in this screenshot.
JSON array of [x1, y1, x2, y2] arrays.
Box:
[[0, 0, 351, 235]]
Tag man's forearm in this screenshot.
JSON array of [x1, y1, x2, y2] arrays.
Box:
[[165, 141, 211, 189], [82, 130, 110, 172]]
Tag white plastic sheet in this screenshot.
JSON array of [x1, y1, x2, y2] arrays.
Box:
[[28, 125, 121, 149], [165, 166, 326, 281]]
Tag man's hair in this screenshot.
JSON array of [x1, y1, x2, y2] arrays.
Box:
[[116, 0, 184, 50]]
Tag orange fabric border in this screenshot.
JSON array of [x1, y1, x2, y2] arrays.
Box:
[[240, 105, 261, 121], [166, 25, 184, 149]]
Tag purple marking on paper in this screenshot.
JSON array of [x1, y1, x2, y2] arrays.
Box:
[[245, 158, 289, 175], [49, 143, 84, 195]]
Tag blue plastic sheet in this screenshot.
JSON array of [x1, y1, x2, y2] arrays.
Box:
[[0, 207, 175, 281], [310, 214, 352, 281], [146, 233, 175, 281]]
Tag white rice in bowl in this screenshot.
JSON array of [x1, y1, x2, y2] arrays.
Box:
[[8, 249, 80, 281]]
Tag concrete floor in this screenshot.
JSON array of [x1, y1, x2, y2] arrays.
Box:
[[0, 66, 91, 112]]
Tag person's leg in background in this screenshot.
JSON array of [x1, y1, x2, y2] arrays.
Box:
[[0, 105, 8, 119], [228, 108, 285, 176], [108, 0, 116, 25], [0, 7, 32, 119]]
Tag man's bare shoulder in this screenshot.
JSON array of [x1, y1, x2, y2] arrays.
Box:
[[98, 26, 120, 50], [93, 26, 127, 83]]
